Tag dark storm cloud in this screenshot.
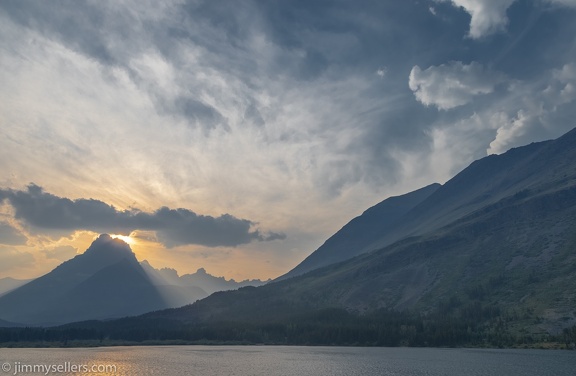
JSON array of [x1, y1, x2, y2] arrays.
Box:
[[1, 0, 575, 195], [242, 0, 575, 188], [0, 0, 116, 65], [0, 185, 285, 248], [0, 0, 456, 180]]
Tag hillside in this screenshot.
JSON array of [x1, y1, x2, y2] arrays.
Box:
[[0, 235, 171, 325], [0, 277, 30, 297], [280, 183, 441, 279], [146, 182, 576, 331], [118, 127, 576, 341], [3, 127, 576, 347], [0, 234, 269, 326], [282, 129, 576, 280]]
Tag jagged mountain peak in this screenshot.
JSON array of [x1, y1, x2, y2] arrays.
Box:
[[48, 234, 138, 279], [84, 234, 134, 257]]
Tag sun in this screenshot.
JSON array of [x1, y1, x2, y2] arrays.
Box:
[[110, 234, 136, 245]]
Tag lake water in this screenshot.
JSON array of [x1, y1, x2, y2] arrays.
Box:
[[0, 346, 574, 376]]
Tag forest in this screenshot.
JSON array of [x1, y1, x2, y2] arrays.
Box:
[[1, 301, 575, 349]]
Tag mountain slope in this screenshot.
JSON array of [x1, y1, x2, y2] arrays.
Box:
[[141, 263, 268, 296], [0, 277, 30, 297], [139, 127, 576, 336], [283, 128, 576, 279], [0, 234, 269, 326], [179, 268, 268, 295], [0, 319, 23, 328], [0, 235, 169, 325], [281, 183, 441, 279], [8, 128, 576, 347]]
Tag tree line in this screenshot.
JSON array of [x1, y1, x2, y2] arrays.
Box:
[[1, 301, 572, 348]]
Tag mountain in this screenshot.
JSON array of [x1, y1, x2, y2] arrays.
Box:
[[0, 277, 30, 297], [282, 132, 576, 280], [4, 128, 576, 346], [0, 234, 268, 326], [139, 261, 209, 308], [141, 263, 269, 296], [0, 318, 23, 328], [80, 126, 576, 344], [0, 234, 168, 325], [179, 267, 269, 295], [280, 183, 441, 279]]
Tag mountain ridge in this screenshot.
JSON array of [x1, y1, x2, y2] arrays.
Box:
[[283, 130, 576, 280], [0, 234, 269, 326], [0, 234, 164, 325], [280, 182, 441, 279], [128, 126, 576, 339], [0, 277, 30, 297], [3, 128, 576, 346]]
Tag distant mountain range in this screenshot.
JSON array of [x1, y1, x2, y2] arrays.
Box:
[[0, 234, 267, 326], [0, 277, 30, 297], [142, 263, 269, 296]]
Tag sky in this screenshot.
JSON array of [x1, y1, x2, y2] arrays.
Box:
[[1, 0, 575, 281]]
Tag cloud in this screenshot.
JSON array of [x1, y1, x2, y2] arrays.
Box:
[[43, 245, 77, 261], [488, 63, 576, 153], [402, 58, 576, 191], [438, 0, 576, 39], [437, 0, 517, 38], [0, 222, 27, 245], [409, 61, 506, 110], [0, 185, 285, 248], [376, 67, 388, 78], [0, 246, 35, 273], [546, 0, 576, 8]]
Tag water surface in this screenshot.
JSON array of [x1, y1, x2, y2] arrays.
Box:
[[0, 346, 574, 375]]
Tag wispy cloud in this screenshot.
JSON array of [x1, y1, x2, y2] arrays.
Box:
[[0, 0, 575, 279], [409, 61, 507, 110]]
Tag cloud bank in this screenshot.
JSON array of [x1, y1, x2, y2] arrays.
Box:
[[0, 185, 285, 248]]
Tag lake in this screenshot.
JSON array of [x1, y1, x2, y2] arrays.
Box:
[[0, 346, 574, 375]]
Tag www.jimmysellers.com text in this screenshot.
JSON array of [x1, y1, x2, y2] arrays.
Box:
[[2, 361, 117, 375]]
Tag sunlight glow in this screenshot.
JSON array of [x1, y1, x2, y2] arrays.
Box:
[[110, 234, 136, 245]]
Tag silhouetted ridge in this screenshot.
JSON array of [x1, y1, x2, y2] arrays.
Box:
[[129, 127, 576, 342], [0, 234, 163, 325], [280, 183, 441, 279], [49, 234, 138, 281], [284, 128, 576, 280], [84, 233, 134, 257], [0, 233, 269, 326]]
